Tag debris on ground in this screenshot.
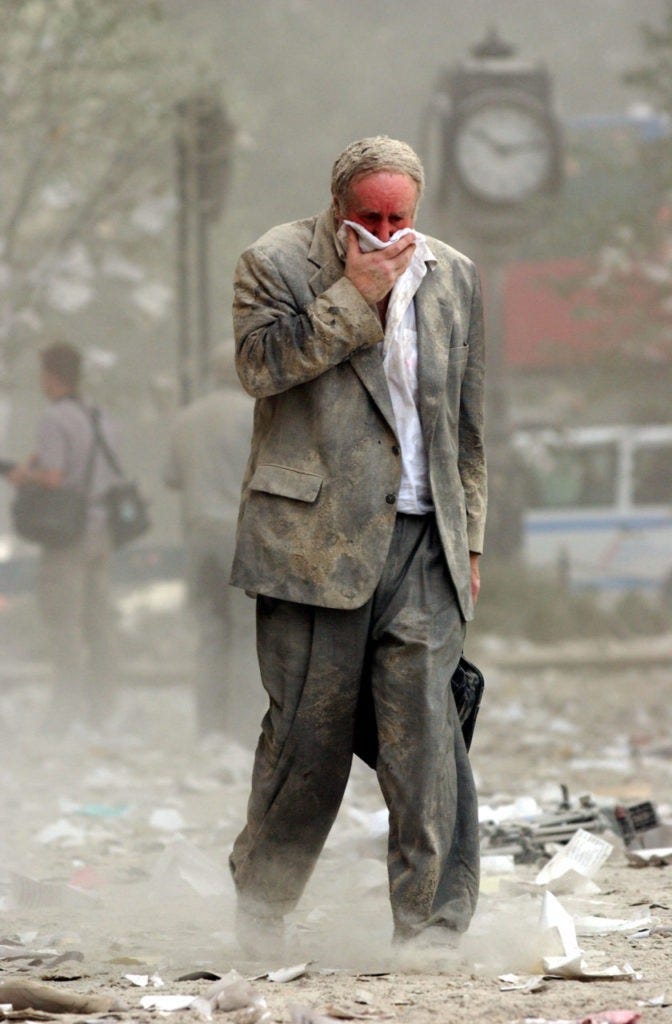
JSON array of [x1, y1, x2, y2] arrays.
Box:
[[2, 656, 672, 1023], [0, 979, 122, 1014]]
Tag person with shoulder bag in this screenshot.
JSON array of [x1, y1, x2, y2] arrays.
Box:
[[7, 342, 126, 733]]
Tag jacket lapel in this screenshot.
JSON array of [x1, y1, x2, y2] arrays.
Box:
[[349, 347, 397, 437], [308, 210, 398, 437], [416, 269, 453, 451]]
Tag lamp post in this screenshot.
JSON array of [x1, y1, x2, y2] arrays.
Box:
[[175, 95, 234, 404], [425, 28, 563, 556]]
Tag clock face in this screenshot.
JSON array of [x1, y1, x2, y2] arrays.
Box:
[[453, 100, 555, 204]]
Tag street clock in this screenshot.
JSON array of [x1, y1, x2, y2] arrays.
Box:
[[425, 28, 563, 236], [451, 91, 559, 206]]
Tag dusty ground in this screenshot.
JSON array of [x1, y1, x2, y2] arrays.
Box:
[[2, 630, 672, 1024]]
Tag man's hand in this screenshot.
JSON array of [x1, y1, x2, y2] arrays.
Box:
[[344, 226, 416, 305], [7, 463, 61, 489], [7, 465, 30, 487], [470, 552, 481, 606]]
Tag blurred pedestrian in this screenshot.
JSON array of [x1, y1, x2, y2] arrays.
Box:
[[8, 342, 120, 732], [229, 136, 487, 954], [164, 343, 255, 740]]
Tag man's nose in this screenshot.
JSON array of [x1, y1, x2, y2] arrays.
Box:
[[376, 222, 392, 243]]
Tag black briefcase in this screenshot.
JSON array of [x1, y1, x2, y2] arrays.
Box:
[[451, 655, 485, 751]]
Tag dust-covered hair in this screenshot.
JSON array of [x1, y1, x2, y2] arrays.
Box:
[[331, 136, 425, 211]]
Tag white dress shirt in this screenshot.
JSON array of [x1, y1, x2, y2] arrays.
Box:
[[338, 220, 437, 513]]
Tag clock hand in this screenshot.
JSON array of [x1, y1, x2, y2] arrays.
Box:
[[467, 126, 507, 153], [466, 127, 537, 157], [497, 139, 548, 156]]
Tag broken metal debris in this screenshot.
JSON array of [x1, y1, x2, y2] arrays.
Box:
[[480, 789, 666, 864]]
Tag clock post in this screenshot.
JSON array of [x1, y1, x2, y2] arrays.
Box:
[[423, 28, 563, 557]]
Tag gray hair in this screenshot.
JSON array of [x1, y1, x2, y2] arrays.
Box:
[[331, 136, 425, 210]]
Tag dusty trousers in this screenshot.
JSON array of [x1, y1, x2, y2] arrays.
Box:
[[229, 512, 480, 939]]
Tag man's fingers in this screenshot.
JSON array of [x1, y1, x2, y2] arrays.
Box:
[[343, 227, 416, 302], [384, 246, 415, 278], [346, 226, 416, 260], [383, 232, 416, 257]]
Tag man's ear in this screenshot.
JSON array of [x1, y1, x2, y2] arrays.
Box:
[[332, 195, 342, 228]]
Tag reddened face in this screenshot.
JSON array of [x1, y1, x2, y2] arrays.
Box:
[[335, 171, 418, 242]]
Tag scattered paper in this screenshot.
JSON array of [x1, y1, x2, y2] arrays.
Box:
[[574, 915, 656, 936], [626, 847, 672, 867], [535, 829, 614, 893], [139, 994, 196, 1011], [125, 974, 149, 987], [637, 993, 672, 1007], [499, 973, 547, 992], [124, 974, 164, 988], [542, 954, 642, 981], [267, 962, 312, 983], [540, 891, 582, 959], [538, 892, 643, 981]]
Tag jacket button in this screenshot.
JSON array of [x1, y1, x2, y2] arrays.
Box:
[[385, 493, 396, 505], [391, 445, 400, 456]]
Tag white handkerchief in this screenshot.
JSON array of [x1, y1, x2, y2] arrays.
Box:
[[337, 220, 417, 252]]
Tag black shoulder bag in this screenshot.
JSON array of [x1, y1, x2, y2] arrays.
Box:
[[89, 410, 151, 548], [11, 429, 98, 548]]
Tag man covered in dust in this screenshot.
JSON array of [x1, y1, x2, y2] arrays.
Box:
[[229, 136, 487, 952]]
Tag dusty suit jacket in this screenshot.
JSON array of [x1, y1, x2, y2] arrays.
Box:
[[230, 208, 486, 621]]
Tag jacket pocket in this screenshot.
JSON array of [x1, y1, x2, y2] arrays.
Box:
[[447, 344, 469, 366], [249, 464, 323, 503]]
